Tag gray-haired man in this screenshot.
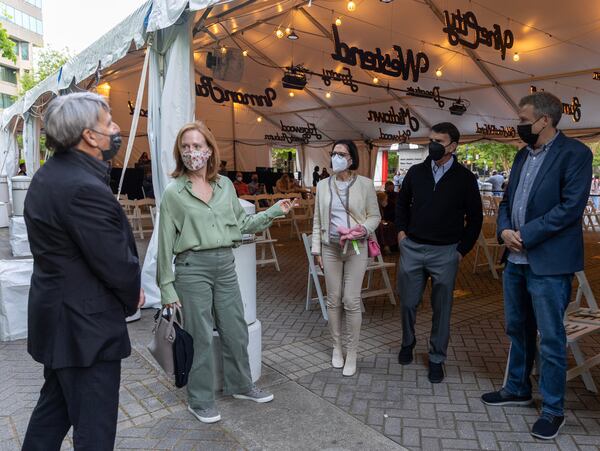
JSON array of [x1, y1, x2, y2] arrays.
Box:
[[22, 92, 144, 450]]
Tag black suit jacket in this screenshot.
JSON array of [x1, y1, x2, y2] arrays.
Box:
[[24, 149, 141, 369]]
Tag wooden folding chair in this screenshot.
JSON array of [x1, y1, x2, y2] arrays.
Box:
[[119, 199, 143, 239], [134, 198, 156, 239], [472, 215, 504, 279], [291, 198, 314, 240]]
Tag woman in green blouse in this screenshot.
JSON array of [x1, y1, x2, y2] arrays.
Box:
[[157, 122, 293, 424]]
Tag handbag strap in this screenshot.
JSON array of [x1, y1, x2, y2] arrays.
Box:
[[332, 176, 372, 238]]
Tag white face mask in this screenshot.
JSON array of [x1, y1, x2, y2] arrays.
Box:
[[331, 155, 349, 173], [236, 176, 243, 182]]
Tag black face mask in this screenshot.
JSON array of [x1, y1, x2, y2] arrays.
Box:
[[91, 129, 122, 161], [428, 141, 448, 162], [517, 117, 544, 147]]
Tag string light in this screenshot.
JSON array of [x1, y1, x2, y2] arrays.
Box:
[[289, 91, 295, 97], [242, 50, 248, 57], [347, 1, 356, 12], [285, 27, 291, 35], [372, 77, 379, 84], [435, 68, 443, 77], [220, 46, 227, 54], [335, 17, 342, 26], [275, 29, 284, 39], [257, 116, 263, 123], [513, 52, 520, 62], [325, 92, 332, 98]]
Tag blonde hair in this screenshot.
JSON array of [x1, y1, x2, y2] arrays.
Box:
[[171, 121, 220, 181]]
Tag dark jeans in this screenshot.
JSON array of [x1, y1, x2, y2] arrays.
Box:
[[503, 262, 573, 416], [22, 360, 121, 451]]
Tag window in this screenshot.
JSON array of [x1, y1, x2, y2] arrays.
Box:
[[0, 2, 43, 35], [0, 93, 15, 108], [0, 65, 17, 84], [20, 42, 29, 60]]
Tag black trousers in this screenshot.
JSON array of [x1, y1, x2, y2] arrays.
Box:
[[22, 360, 121, 451]]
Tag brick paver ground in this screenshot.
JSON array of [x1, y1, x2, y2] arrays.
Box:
[[1, 226, 600, 450]]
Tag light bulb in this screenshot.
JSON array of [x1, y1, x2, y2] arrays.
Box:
[[325, 92, 332, 98], [513, 53, 520, 62], [347, 1, 356, 12], [289, 91, 295, 97], [242, 50, 248, 57], [372, 77, 379, 84], [220, 46, 227, 54], [257, 116, 263, 123], [285, 27, 291, 35], [435, 68, 443, 77], [335, 17, 342, 26], [276, 29, 284, 39]]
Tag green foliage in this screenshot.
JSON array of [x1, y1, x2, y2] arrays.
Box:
[[456, 141, 519, 173], [0, 23, 17, 62], [271, 147, 297, 171], [590, 142, 600, 176], [19, 47, 71, 95]]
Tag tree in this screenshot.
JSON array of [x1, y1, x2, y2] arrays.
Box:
[[0, 23, 17, 62], [457, 141, 519, 173], [20, 47, 70, 95], [590, 142, 600, 176]]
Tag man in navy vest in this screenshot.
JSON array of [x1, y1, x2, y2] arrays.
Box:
[[481, 91, 592, 440]]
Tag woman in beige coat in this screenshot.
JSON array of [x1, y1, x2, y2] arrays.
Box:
[[311, 140, 381, 376]]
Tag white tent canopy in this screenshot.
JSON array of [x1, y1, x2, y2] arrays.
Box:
[[3, 0, 600, 177]]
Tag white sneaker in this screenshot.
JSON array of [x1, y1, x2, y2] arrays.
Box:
[[187, 405, 221, 423]]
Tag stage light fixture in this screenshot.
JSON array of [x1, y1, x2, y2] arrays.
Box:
[[449, 99, 467, 116], [287, 28, 299, 40], [282, 66, 308, 90]]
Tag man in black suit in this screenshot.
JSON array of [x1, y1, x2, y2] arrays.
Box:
[[22, 92, 144, 451]]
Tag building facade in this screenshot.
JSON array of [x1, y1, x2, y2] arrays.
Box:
[[0, 0, 43, 110]]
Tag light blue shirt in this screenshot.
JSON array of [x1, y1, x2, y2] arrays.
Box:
[[508, 132, 559, 264], [431, 157, 454, 185]]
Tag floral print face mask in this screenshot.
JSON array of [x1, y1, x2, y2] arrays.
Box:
[[181, 147, 211, 172]]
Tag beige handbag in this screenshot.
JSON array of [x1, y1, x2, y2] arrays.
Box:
[[147, 306, 183, 376]]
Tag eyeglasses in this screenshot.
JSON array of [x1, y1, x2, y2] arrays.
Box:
[[181, 144, 211, 152], [330, 151, 350, 158]]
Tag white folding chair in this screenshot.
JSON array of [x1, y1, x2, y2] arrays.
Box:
[[301, 233, 328, 320], [255, 228, 280, 271]]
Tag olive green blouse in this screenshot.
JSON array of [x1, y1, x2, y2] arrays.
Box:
[[157, 175, 283, 304]]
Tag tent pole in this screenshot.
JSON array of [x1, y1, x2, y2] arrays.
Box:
[[231, 103, 237, 171], [118, 48, 150, 197]]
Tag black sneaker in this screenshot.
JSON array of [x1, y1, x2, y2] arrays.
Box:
[[531, 413, 565, 440], [428, 361, 444, 383], [397, 340, 416, 365], [481, 388, 533, 407]]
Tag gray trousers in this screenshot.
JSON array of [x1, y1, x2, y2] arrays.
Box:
[[174, 248, 253, 409], [397, 238, 460, 363]]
